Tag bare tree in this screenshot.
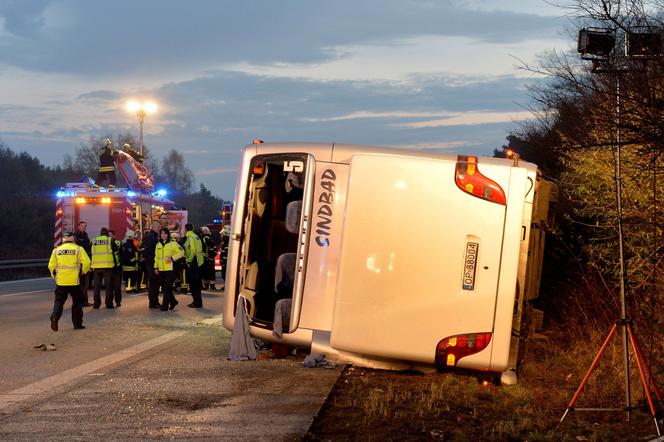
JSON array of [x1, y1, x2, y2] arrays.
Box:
[[158, 149, 193, 195]]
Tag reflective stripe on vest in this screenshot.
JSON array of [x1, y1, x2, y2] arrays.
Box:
[[92, 236, 114, 267], [99, 165, 115, 172], [56, 246, 81, 272]]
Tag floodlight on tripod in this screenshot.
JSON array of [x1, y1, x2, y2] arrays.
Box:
[[559, 26, 664, 437], [578, 27, 615, 59], [626, 28, 664, 58]]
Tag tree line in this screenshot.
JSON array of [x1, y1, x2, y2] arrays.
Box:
[[0, 134, 225, 260], [499, 0, 664, 363]]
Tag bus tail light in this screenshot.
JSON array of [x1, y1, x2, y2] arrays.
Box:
[[435, 332, 492, 368], [455, 156, 506, 205]]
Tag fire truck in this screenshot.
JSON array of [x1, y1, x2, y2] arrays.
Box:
[[53, 149, 187, 246], [53, 184, 186, 247]]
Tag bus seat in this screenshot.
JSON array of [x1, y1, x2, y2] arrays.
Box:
[[241, 261, 259, 317], [273, 298, 292, 338], [274, 252, 296, 295], [285, 200, 302, 234], [254, 188, 269, 217], [285, 173, 304, 193]]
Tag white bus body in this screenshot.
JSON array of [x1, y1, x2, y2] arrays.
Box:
[[222, 142, 555, 379]]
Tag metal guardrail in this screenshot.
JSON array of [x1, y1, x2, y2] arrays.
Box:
[[0, 259, 49, 270]]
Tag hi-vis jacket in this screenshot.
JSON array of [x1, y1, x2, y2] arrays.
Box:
[[184, 231, 204, 267], [48, 242, 91, 286], [154, 240, 184, 272], [91, 235, 114, 269]]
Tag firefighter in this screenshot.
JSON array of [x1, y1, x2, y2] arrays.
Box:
[[135, 230, 147, 292], [108, 230, 123, 306], [91, 227, 116, 308], [123, 143, 144, 163], [184, 223, 204, 308], [47, 231, 91, 330], [220, 225, 230, 282], [121, 230, 139, 293], [199, 226, 218, 290], [154, 227, 184, 311], [96, 139, 117, 188]]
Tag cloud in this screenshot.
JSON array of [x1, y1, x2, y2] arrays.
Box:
[[0, 1, 564, 77], [77, 90, 121, 102], [302, 111, 455, 123], [195, 167, 237, 177], [397, 111, 532, 128]]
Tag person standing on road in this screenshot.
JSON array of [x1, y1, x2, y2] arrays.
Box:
[[108, 230, 123, 307], [91, 227, 115, 309], [200, 226, 218, 290], [184, 223, 204, 308], [48, 231, 91, 331], [143, 222, 161, 308], [74, 220, 93, 306], [154, 227, 184, 311], [121, 230, 139, 293]]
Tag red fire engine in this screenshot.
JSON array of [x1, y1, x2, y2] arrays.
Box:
[[54, 149, 187, 246]]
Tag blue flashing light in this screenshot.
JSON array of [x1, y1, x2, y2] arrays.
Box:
[[127, 191, 137, 198], [56, 191, 66, 198], [156, 189, 168, 197]]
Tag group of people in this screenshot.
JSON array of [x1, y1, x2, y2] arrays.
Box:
[[47, 219, 221, 331]]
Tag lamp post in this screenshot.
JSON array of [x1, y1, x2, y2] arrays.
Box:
[[126, 101, 158, 155]]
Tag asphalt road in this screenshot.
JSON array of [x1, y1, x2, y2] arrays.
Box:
[[0, 277, 342, 440]]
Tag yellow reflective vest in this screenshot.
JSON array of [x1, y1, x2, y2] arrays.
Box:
[[154, 240, 184, 272], [112, 239, 121, 268], [184, 231, 204, 267], [48, 242, 91, 286], [91, 235, 114, 269]]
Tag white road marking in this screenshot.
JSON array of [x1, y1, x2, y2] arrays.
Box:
[[0, 289, 51, 298], [0, 329, 188, 412]]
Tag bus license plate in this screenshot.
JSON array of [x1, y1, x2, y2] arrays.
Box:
[[462, 242, 479, 290]]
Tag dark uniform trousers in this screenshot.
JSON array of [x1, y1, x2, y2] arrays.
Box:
[[79, 272, 90, 304], [111, 268, 123, 305], [93, 268, 114, 307], [186, 260, 203, 306], [147, 265, 160, 307], [53, 285, 84, 327], [158, 271, 177, 309]]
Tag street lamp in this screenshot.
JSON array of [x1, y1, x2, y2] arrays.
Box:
[[126, 101, 158, 155]]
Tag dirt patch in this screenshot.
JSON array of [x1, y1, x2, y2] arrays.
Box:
[[305, 330, 662, 441], [157, 393, 231, 410]]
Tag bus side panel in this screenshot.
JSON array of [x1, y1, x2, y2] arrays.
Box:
[[488, 167, 528, 372], [222, 146, 257, 332], [298, 162, 349, 331]]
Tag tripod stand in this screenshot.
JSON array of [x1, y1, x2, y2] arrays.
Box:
[[558, 73, 663, 436], [559, 319, 663, 436]]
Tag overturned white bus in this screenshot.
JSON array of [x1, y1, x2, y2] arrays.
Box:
[[222, 142, 556, 383]]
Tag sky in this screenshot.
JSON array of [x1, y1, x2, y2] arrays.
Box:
[[0, 0, 573, 200]]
